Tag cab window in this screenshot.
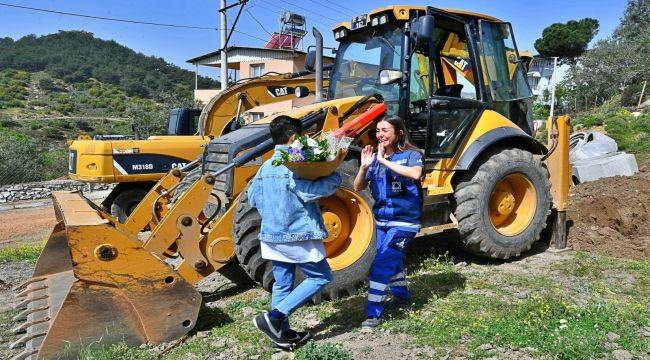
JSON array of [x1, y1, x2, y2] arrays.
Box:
[[479, 21, 532, 101]]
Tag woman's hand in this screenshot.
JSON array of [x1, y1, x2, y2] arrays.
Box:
[[377, 143, 389, 165], [360, 145, 375, 169]]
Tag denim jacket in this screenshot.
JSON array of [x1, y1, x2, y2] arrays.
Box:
[[248, 145, 342, 243]]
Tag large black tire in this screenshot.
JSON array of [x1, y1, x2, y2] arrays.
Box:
[[170, 165, 220, 217], [453, 147, 551, 259], [232, 158, 377, 300], [111, 188, 149, 223]]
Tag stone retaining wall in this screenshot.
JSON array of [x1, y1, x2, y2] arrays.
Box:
[[0, 180, 114, 203]]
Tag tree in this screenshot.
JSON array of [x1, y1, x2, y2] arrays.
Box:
[[562, 0, 650, 106], [614, 0, 650, 40], [534, 18, 599, 63]]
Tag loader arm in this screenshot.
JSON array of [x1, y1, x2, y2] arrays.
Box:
[[199, 73, 330, 137], [11, 96, 383, 359]]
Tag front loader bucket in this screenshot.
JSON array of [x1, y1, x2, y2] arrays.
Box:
[[10, 192, 201, 360]]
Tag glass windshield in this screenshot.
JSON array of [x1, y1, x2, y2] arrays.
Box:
[[329, 26, 403, 114]]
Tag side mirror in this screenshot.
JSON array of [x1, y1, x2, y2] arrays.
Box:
[[295, 86, 310, 98], [412, 15, 434, 47], [305, 50, 316, 72], [379, 69, 403, 85]]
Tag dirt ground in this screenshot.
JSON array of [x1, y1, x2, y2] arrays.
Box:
[[567, 162, 649, 260], [0, 165, 648, 359], [0, 206, 56, 246]]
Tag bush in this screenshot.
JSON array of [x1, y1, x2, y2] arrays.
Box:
[[532, 103, 550, 120], [574, 105, 650, 154], [38, 77, 58, 91]]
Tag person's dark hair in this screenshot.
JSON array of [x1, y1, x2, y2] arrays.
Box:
[[379, 115, 419, 152], [269, 115, 302, 145]]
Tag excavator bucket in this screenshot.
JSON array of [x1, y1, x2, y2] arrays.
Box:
[[10, 192, 201, 360]]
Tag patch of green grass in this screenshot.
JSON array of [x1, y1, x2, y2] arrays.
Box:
[[77, 342, 154, 360], [0, 242, 44, 261], [162, 338, 216, 360], [555, 252, 650, 298], [384, 251, 650, 359], [295, 341, 350, 360]]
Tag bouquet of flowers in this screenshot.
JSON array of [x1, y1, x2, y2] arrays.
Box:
[[272, 132, 353, 179]]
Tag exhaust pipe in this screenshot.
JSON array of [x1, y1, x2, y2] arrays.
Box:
[[313, 27, 324, 102]]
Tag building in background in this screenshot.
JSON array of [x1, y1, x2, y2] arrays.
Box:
[[526, 57, 569, 104], [187, 47, 333, 120]]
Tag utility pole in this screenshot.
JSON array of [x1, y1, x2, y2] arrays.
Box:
[[549, 57, 558, 118], [220, 0, 228, 91]]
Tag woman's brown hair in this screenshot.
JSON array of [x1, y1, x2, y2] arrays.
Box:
[[378, 115, 420, 152]]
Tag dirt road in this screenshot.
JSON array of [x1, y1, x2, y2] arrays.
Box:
[[0, 205, 56, 246]]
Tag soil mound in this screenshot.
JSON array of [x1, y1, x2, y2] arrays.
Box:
[[567, 162, 649, 260]]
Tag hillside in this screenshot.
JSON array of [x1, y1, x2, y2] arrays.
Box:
[[0, 31, 218, 185], [0, 31, 218, 100]]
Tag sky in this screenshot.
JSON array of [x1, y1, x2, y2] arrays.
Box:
[[0, 0, 628, 82]]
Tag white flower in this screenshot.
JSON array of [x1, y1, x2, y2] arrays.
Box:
[[291, 139, 303, 149], [314, 148, 324, 155], [306, 137, 318, 148], [326, 153, 336, 161]]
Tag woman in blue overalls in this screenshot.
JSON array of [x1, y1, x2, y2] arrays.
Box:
[[354, 115, 423, 329]]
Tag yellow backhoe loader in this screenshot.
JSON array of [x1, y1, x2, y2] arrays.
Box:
[[10, 5, 571, 359], [69, 72, 328, 221]]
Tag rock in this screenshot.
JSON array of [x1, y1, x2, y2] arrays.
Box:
[[241, 306, 256, 317], [139, 343, 148, 349], [514, 291, 528, 299], [250, 355, 260, 360], [271, 351, 294, 360], [195, 331, 209, 338], [604, 342, 620, 350], [478, 343, 494, 351], [612, 349, 632, 360], [455, 262, 468, 268], [606, 332, 620, 342], [210, 338, 228, 348]]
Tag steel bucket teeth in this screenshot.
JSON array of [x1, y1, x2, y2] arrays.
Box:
[[8, 191, 202, 360], [13, 294, 47, 311]]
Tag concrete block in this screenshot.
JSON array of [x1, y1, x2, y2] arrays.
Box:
[[572, 152, 639, 184]]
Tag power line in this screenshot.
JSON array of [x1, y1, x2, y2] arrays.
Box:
[[305, 0, 356, 18], [0, 1, 268, 43], [249, 0, 333, 29], [245, 8, 273, 36], [257, 0, 339, 24]]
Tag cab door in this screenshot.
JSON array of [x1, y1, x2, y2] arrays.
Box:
[[421, 12, 487, 159], [478, 20, 533, 130]]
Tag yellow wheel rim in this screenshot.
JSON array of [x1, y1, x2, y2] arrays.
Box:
[[489, 173, 537, 237], [320, 188, 374, 271]]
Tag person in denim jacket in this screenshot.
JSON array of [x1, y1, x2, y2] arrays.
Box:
[[250, 116, 341, 349], [354, 116, 423, 330]]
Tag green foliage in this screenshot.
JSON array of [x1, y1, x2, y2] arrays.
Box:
[[0, 242, 44, 261], [573, 106, 650, 153], [295, 342, 350, 360], [0, 128, 49, 184], [0, 31, 219, 100], [0, 69, 31, 109], [77, 342, 154, 360], [534, 18, 599, 62], [532, 103, 550, 120], [563, 0, 650, 106]]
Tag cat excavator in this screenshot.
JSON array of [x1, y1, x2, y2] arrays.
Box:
[[10, 5, 570, 359], [68, 72, 327, 221]]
